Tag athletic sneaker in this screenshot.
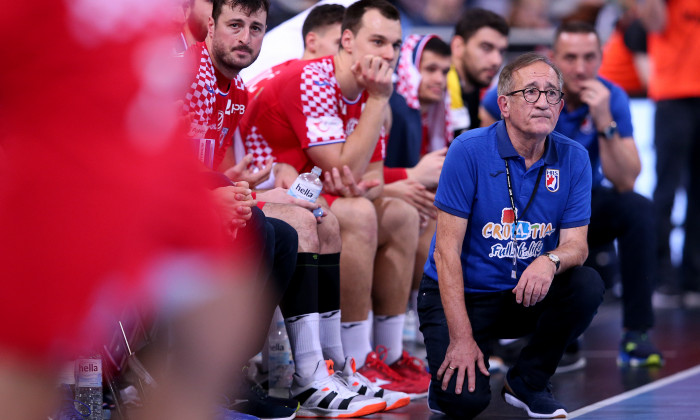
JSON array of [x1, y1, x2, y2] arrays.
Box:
[[388, 349, 431, 398], [337, 356, 411, 411], [618, 330, 664, 367], [502, 371, 567, 419], [229, 378, 299, 420], [291, 359, 386, 418], [358, 349, 428, 399]]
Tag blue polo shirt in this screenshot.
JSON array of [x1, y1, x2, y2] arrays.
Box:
[[423, 121, 592, 293], [481, 77, 633, 187]]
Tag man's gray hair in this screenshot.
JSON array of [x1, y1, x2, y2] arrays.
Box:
[[497, 52, 564, 96]]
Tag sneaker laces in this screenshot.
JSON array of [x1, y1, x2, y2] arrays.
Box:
[[352, 370, 381, 393], [340, 359, 380, 393], [366, 347, 404, 381], [325, 359, 335, 375], [394, 350, 427, 374], [311, 362, 358, 400]]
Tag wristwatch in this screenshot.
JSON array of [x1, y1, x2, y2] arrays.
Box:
[[544, 252, 561, 271], [597, 120, 618, 140]]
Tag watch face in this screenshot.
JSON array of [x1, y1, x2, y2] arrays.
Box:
[[604, 121, 617, 139]]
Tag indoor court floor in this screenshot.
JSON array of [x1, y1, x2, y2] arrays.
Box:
[[362, 294, 700, 419]]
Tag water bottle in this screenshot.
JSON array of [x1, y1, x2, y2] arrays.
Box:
[[287, 166, 324, 218], [268, 319, 294, 398], [75, 353, 103, 420], [403, 309, 417, 343]]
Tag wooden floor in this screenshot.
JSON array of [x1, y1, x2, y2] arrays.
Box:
[[363, 294, 700, 419]]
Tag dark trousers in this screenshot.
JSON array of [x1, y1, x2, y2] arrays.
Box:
[[653, 98, 700, 293], [418, 267, 604, 419], [588, 186, 655, 330]]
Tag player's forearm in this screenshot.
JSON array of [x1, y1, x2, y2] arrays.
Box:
[[435, 248, 473, 342], [362, 163, 384, 200], [341, 96, 388, 178], [550, 226, 589, 272], [599, 138, 641, 192]]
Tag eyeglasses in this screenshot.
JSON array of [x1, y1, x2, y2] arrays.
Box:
[[506, 88, 564, 105]]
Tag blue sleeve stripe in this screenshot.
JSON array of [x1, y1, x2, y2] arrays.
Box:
[[434, 201, 470, 219], [560, 219, 590, 229]]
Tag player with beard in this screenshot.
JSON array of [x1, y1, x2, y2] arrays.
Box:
[[447, 8, 509, 137], [183, 1, 389, 417]]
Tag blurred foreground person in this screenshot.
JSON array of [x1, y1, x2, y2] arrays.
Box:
[[0, 1, 259, 420]]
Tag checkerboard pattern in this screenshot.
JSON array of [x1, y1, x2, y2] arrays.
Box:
[[396, 34, 422, 110], [244, 126, 274, 167], [300, 59, 345, 144], [232, 74, 246, 92], [184, 46, 216, 129]]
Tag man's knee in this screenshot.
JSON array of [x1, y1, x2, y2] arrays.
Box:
[[317, 209, 341, 252], [266, 217, 298, 259], [430, 381, 490, 419], [264, 203, 319, 252], [568, 266, 605, 310], [375, 196, 420, 234], [331, 197, 378, 240]]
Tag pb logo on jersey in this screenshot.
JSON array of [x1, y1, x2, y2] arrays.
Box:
[[545, 169, 559, 192]]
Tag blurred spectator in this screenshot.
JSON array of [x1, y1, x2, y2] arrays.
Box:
[[393, 0, 466, 29], [301, 3, 345, 59], [509, 0, 552, 29], [599, 1, 649, 96], [268, 0, 320, 29], [448, 8, 509, 136], [639, 0, 700, 308], [556, 0, 605, 25], [0, 1, 258, 419]]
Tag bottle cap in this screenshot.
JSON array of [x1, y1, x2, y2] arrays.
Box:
[[311, 166, 322, 176]]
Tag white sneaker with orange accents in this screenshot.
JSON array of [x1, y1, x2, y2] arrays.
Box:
[[337, 357, 410, 411], [290, 360, 386, 418]]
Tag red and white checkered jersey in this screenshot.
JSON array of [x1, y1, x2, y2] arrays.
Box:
[[183, 42, 248, 170], [240, 56, 386, 174]]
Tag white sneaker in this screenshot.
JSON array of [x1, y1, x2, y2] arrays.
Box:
[[290, 360, 386, 418], [337, 357, 410, 412]]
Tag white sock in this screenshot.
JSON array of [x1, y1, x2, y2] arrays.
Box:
[[285, 312, 323, 380], [319, 310, 346, 370], [341, 318, 372, 368], [366, 310, 373, 348], [374, 314, 405, 365]]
